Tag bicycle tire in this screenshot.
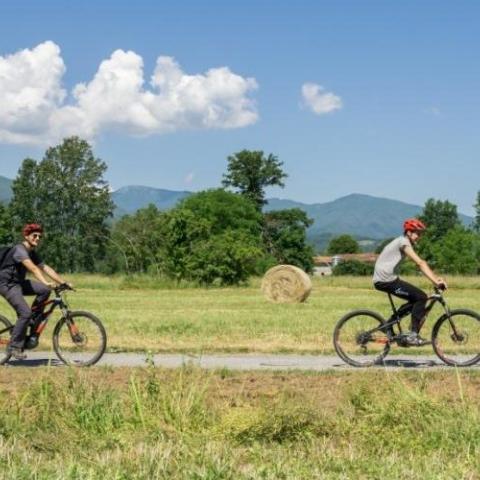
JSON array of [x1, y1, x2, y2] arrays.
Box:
[[0, 315, 13, 365], [432, 309, 480, 367], [52, 310, 107, 366], [333, 309, 390, 367]]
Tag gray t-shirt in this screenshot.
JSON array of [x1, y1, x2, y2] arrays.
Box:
[[0, 244, 44, 286], [373, 236, 411, 284]]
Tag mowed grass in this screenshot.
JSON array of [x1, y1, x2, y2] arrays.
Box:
[[1, 366, 480, 479], [1, 275, 479, 354]]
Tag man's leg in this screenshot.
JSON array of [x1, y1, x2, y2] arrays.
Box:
[[386, 279, 427, 333], [0, 285, 33, 350], [375, 279, 428, 333], [21, 280, 51, 314]]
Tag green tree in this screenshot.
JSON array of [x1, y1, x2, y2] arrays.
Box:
[[185, 230, 263, 285], [431, 227, 480, 274], [222, 150, 287, 211], [10, 137, 114, 272], [419, 198, 461, 241], [10, 158, 38, 227], [263, 208, 314, 273], [0, 203, 13, 245], [332, 259, 374, 276], [473, 191, 480, 233], [327, 235, 360, 255], [106, 204, 166, 274], [179, 188, 262, 236], [418, 198, 461, 262], [161, 189, 264, 285]]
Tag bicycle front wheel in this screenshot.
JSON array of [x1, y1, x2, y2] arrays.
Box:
[[333, 310, 390, 367], [432, 309, 480, 367], [52, 311, 107, 366], [0, 315, 13, 365]]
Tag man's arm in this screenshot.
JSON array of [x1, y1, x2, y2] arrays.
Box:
[[22, 259, 54, 287], [403, 245, 447, 288], [41, 264, 68, 285]]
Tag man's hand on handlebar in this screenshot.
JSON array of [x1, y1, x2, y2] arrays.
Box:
[[435, 278, 447, 291], [55, 282, 75, 293]]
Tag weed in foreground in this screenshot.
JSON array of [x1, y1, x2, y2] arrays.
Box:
[[1, 369, 480, 478]]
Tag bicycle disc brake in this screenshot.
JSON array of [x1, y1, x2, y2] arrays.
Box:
[[450, 331, 467, 344]]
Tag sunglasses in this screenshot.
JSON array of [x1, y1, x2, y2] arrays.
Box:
[[31, 233, 42, 240]]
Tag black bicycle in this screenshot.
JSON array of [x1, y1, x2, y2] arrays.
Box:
[[333, 287, 480, 367], [0, 284, 107, 366]]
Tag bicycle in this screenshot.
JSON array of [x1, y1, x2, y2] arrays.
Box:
[[333, 287, 480, 367], [0, 283, 107, 366]]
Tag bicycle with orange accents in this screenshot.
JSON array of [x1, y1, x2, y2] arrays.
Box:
[[333, 286, 480, 367], [0, 283, 106, 366]]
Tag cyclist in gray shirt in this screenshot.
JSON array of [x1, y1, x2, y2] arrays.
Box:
[[0, 224, 71, 360], [373, 218, 447, 346]]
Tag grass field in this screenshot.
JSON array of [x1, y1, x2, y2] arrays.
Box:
[[2, 276, 480, 479], [1, 366, 480, 479], [1, 274, 478, 354]]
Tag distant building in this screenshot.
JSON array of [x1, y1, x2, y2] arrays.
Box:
[[313, 253, 378, 275], [313, 261, 333, 276]]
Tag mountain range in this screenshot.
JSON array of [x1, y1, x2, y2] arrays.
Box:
[[0, 176, 473, 248]]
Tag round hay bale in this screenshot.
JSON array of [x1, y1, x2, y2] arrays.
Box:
[[261, 265, 312, 303]]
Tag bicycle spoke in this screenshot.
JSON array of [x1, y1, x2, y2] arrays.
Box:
[[334, 310, 390, 367], [53, 312, 106, 366], [0, 315, 13, 365], [433, 310, 480, 366]]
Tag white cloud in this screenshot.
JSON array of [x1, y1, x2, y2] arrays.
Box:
[[301, 83, 342, 115], [0, 42, 258, 145]]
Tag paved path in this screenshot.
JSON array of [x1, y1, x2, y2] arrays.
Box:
[[5, 351, 480, 370]]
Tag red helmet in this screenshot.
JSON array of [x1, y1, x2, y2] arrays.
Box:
[[22, 223, 43, 237], [403, 218, 426, 233]]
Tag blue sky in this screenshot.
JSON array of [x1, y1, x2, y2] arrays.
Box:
[[0, 0, 478, 214]]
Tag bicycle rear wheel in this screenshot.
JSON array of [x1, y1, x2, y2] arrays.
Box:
[[0, 315, 13, 365], [52, 311, 107, 366], [333, 310, 390, 367], [432, 309, 480, 366]]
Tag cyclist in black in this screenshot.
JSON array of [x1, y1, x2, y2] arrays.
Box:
[[373, 218, 447, 346], [0, 224, 70, 360]]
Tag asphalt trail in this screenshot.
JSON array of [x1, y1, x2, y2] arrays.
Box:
[[5, 352, 480, 370]]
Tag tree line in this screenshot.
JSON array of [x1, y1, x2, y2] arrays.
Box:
[[1, 136, 479, 282], [0, 137, 314, 285]]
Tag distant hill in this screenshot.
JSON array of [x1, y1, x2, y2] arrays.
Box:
[[111, 186, 192, 217], [266, 193, 472, 248], [266, 194, 474, 251], [0, 176, 12, 203], [268, 194, 418, 239], [0, 179, 474, 252]]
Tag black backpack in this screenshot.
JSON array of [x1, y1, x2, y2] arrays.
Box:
[[0, 246, 13, 270]]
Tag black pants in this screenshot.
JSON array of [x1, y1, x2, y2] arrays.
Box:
[[0, 281, 51, 349], [374, 278, 428, 333]]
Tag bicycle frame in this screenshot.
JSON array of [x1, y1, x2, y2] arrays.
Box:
[[0, 287, 75, 342], [368, 290, 450, 342]]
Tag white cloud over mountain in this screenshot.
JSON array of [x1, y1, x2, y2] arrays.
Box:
[[0, 42, 258, 145], [301, 83, 342, 115]]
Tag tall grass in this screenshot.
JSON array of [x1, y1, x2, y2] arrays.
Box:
[[1, 367, 480, 478]]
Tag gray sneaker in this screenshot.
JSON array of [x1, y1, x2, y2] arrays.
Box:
[[398, 332, 430, 347], [7, 346, 27, 360]]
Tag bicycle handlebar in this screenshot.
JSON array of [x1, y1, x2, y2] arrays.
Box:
[[54, 283, 75, 294]]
